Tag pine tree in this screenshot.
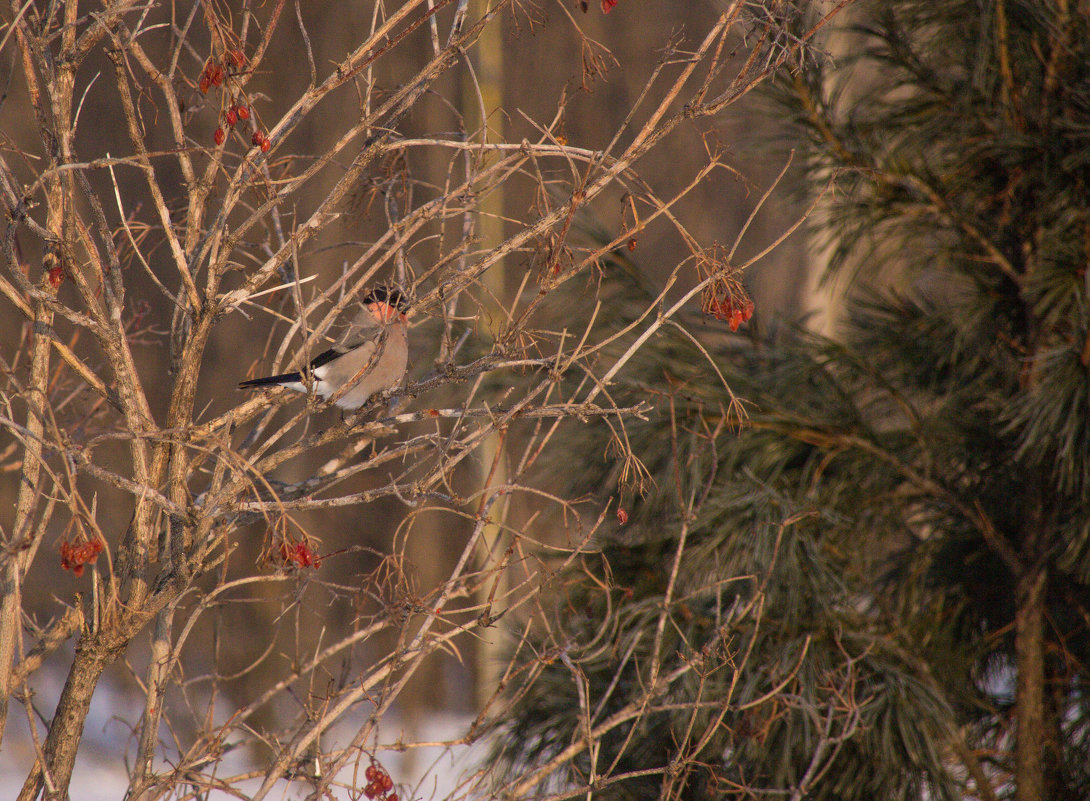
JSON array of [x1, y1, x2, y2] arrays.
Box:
[[492, 3, 1090, 800]]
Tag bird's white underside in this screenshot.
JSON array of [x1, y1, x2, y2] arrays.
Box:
[[280, 363, 383, 409], [282, 365, 337, 403]]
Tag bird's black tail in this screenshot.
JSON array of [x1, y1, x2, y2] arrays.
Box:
[[239, 371, 302, 389]]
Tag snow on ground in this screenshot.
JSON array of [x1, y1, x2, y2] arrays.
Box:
[[1, 672, 487, 800]]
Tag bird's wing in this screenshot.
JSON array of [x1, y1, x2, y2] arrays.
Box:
[[314, 335, 385, 389], [308, 310, 382, 370], [307, 347, 346, 371]]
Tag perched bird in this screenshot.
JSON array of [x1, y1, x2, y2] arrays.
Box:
[[240, 286, 409, 410]]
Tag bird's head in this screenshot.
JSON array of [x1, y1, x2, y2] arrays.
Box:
[[363, 285, 410, 323]]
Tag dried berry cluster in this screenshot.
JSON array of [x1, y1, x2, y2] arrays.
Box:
[[59, 538, 104, 577], [579, 0, 619, 11], [363, 764, 397, 801], [225, 103, 250, 126], [704, 292, 755, 332], [198, 49, 245, 93], [273, 539, 321, 569], [199, 49, 270, 152], [214, 103, 255, 147], [251, 130, 271, 153]]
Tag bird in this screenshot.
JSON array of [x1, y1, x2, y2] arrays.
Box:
[[239, 286, 410, 410]]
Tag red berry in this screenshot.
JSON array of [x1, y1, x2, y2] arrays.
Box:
[[364, 782, 380, 799], [213, 127, 225, 145], [225, 107, 238, 126], [236, 104, 250, 120], [388, 793, 398, 801], [616, 508, 628, 525], [260, 138, 271, 153], [365, 766, 379, 782], [708, 297, 732, 322], [380, 774, 393, 791], [295, 544, 309, 566], [252, 131, 263, 146], [199, 59, 216, 93]]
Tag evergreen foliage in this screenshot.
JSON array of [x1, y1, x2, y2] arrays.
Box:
[[492, 3, 1090, 799]]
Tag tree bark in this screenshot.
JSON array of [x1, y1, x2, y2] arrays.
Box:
[[1014, 562, 1047, 801], [17, 638, 117, 801], [1043, 652, 1066, 800]]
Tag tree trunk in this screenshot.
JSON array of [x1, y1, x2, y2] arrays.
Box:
[[18, 639, 116, 801], [1014, 562, 1047, 801], [1043, 652, 1066, 800]]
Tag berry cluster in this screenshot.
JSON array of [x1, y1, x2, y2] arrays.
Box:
[[251, 130, 271, 153], [214, 103, 254, 147], [363, 764, 397, 801], [705, 293, 755, 332], [273, 539, 321, 569], [579, 0, 619, 10], [199, 50, 245, 94], [60, 537, 104, 577], [198, 61, 224, 94], [226, 103, 250, 126], [199, 49, 270, 151]]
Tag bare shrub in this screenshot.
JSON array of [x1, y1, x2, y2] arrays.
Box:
[[0, 1, 847, 799]]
